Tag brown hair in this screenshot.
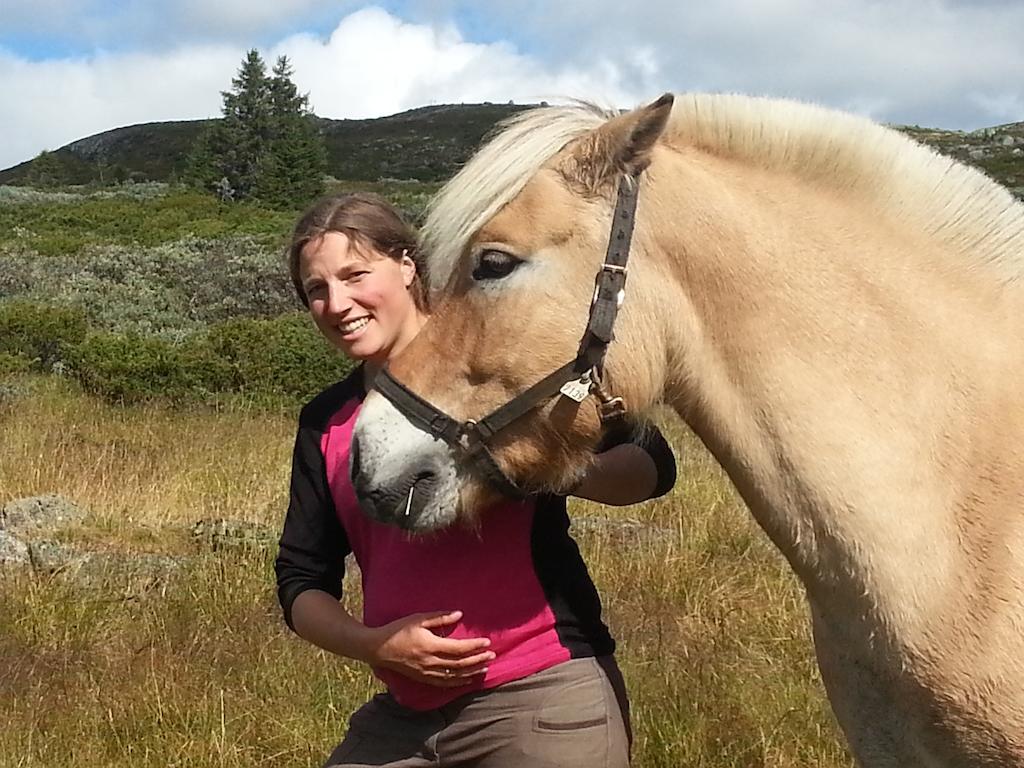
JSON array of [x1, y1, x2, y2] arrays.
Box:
[[287, 193, 428, 311]]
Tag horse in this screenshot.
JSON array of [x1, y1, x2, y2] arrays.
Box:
[[349, 92, 1024, 767]]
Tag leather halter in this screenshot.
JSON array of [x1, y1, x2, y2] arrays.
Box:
[[372, 170, 643, 498]]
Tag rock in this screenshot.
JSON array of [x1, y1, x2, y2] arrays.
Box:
[[190, 518, 275, 552], [1, 495, 87, 533], [968, 148, 988, 160], [27, 539, 184, 586], [0, 383, 27, 407], [571, 515, 674, 545], [0, 530, 30, 565], [28, 540, 93, 572], [1001, 135, 1016, 147]]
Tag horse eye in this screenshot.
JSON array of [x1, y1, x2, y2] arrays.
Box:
[[472, 250, 522, 282]]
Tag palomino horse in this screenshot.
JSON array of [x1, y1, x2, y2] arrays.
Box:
[[351, 93, 1024, 767]]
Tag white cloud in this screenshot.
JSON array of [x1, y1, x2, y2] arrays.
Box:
[[0, 7, 644, 169], [1, 2, 1022, 170], [408, 0, 1024, 129], [272, 8, 641, 119], [0, 44, 239, 169]]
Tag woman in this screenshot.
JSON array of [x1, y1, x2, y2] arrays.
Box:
[[275, 193, 676, 768]]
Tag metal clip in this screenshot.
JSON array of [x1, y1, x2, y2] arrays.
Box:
[[597, 397, 627, 424], [456, 420, 479, 451], [590, 369, 628, 424]]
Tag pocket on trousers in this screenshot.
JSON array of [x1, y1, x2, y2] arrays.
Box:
[[535, 714, 608, 732], [531, 667, 610, 734]]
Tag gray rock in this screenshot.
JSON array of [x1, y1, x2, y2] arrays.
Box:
[[1, 495, 87, 533], [27, 539, 185, 586], [1000, 135, 1016, 147], [190, 518, 275, 552], [571, 515, 674, 545], [968, 148, 988, 160], [0, 530, 29, 565], [0, 383, 27, 407]]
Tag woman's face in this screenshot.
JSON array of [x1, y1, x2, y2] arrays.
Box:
[[299, 231, 422, 363]]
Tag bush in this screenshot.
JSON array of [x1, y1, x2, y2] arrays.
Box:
[[65, 313, 354, 405], [0, 236, 297, 337], [66, 332, 231, 404], [0, 301, 88, 370], [203, 313, 355, 400], [0, 351, 32, 375]]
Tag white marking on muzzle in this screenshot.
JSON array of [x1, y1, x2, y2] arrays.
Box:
[[353, 392, 460, 530]]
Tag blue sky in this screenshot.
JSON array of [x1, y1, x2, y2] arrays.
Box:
[[1, 0, 1023, 170]]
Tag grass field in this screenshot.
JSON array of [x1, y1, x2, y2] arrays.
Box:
[[0, 375, 853, 767]]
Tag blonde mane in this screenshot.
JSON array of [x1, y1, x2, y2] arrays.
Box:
[[421, 93, 1024, 290]]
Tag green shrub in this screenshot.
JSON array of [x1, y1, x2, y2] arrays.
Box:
[[65, 313, 354, 405], [203, 313, 355, 400], [0, 300, 88, 369], [0, 237, 297, 337], [0, 351, 32, 375], [66, 332, 231, 404]]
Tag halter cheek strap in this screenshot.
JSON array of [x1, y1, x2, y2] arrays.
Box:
[[372, 170, 643, 495]]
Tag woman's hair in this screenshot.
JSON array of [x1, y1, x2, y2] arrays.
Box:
[[287, 193, 428, 311]]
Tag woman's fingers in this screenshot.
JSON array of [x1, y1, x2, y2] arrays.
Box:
[[424, 658, 491, 687], [417, 610, 463, 630], [429, 633, 492, 656], [440, 649, 495, 670]]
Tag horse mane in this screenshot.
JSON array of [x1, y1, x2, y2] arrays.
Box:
[[420, 103, 611, 291], [421, 93, 1024, 291]]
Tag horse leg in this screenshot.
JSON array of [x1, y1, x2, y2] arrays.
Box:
[[809, 605, 946, 768]]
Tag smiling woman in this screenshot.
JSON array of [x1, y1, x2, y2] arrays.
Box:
[[274, 191, 678, 768], [287, 194, 428, 363]]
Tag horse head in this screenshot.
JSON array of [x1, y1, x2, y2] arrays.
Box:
[[351, 94, 678, 531]]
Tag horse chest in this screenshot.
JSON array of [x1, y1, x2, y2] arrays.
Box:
[[809, 600, 1024, 767]]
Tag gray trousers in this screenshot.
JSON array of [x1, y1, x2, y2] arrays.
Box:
[[324, 656, 631, 768]]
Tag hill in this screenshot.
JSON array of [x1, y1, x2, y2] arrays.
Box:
[[0, 104, 1021, 198], [0, 103, 528, 187]]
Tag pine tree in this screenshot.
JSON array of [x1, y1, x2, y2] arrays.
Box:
[[187, 50, 326, 207], [255, 56, 327, 208]]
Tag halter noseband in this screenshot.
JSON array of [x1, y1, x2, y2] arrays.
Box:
[[372, 170, 643, 498]]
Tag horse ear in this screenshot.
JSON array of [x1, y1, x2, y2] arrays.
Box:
[[564, 93, 674, 190]]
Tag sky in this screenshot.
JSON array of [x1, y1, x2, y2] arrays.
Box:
[[1, 0, 1023, 171]]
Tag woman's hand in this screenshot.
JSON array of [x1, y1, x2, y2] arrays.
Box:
[[368, 610, 495, 687]]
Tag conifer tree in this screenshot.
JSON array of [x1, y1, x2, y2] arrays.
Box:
[[188, 50, 326, 207], [255, 56, 327, 207]]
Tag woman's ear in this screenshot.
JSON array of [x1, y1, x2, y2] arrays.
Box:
[[399, 249, 416, 287]]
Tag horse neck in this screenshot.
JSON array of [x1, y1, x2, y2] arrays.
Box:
[[642, 148, 1024, 621]]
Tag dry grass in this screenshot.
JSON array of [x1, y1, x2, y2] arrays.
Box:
[[0, 376, 853, 767]]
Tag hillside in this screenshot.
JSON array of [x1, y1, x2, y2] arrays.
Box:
[[0, 103, 527, 187], [0, 105, 1021, 198]]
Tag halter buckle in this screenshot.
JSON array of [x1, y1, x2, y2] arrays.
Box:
[[456, 420, 480, 452], [597, 397, 627, 424], [590, 368, 628, 424]]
